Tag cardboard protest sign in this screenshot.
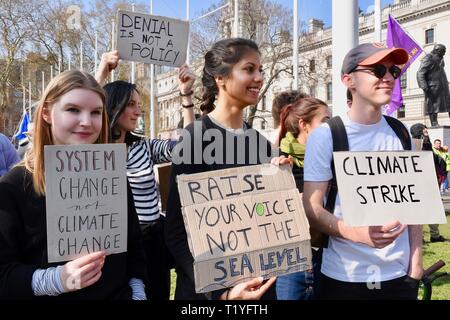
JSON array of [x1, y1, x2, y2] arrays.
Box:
[[44, 144, 128, 263], [117, 10, 189, 67], [177, 164, 311, 293], [333, 151, 446, 227]]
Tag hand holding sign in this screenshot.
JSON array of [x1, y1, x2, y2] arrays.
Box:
[[95, 51, 120, 85], [60, 251, 106, 292], [224, 276, 276, 300], [178, 64, 195, 95], [343, 220, 407, 249]]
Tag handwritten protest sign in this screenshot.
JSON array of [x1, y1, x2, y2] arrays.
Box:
[[177, 164, 311, 293], [44, 144, 128, 263], [334, 151, 447, 227], [117, 10, 189, 67]]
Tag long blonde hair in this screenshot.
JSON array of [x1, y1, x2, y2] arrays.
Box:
[[24, 70, 109, 195]]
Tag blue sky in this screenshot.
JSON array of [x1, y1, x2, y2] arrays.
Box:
[[137, 0, 395, 27]]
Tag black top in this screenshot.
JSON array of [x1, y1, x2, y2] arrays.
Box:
[[165, 116, 275, 300], [0, 166, 146, 300], [280, 150, 304, 193]]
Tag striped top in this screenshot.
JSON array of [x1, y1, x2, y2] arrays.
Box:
[[127, 138, 173, 224]]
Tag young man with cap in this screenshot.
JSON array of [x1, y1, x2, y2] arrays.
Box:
[[302, 43, 423, 300]]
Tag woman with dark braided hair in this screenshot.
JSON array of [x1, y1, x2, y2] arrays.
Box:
[[165, 38, 289, 300]]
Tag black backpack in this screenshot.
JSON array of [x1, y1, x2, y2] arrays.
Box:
[[310, 115, 412, 247]]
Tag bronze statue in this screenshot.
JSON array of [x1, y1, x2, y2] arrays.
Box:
[[417, 44, 449, 127]]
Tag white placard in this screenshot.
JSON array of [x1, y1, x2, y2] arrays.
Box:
[[334, 151, 447, 226], [117, 10, 189, 67]]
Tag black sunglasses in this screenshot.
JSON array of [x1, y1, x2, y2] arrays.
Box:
[[350, 64, 402, 80]]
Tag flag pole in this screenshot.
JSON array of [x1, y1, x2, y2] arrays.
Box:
[[28, 81, 32, 121]]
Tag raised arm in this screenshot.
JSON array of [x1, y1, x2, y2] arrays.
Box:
[[178, 64, 195, 128], [95, 50, 120, 85]]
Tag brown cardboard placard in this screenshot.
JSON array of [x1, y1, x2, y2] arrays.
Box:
[[44, 144, 128, 263], [177, 164, 311, 293]]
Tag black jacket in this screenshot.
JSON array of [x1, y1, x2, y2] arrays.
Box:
[[165, 116, 275, 300], [0, 166, 146, 300]]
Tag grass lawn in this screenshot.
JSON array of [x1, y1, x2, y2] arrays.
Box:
[[170, 215, 450, 300], [419, 213, 450, 300]]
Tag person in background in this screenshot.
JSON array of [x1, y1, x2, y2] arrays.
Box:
[[95, 51, 195, 300], [0, 132, 19, 177], [271, 90, 306, 145], [0, 70, 146, 299], [275, 96, 331, 300]]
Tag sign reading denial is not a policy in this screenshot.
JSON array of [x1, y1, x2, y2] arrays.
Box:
[[44, 144, 128, 263], [117, 10, 189, 67], [177, 164, 312, 293], [334, 151, 447, 227]]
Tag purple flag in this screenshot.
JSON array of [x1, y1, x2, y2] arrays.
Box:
[[385, 14, 423, 116]]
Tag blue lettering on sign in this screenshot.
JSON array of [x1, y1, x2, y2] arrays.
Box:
[[213, 253, 255, 281]]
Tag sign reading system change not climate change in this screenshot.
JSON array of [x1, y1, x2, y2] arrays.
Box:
[[44, 144, 128, 263]]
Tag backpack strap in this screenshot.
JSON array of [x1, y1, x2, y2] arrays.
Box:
[[326, 116, 349, 214], [317, 116, 349, 248], [383, 115, 412, 151]]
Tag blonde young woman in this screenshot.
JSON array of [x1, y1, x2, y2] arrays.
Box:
[[0, 70, 146, 299]]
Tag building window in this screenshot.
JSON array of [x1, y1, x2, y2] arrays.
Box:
[[326, 55, 332, 68], [326, 82, 332, 101], [425, 28, 434, 44], [397, 104, 405, 118], [400, 72, 407, 89], [261, 95, 266, 111], [309, 85, 316, 98], [309, 59, 316, 72], [261, 121, 266, 130]]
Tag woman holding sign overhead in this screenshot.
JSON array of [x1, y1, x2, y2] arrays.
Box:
[[95, 51, 195, 300], [0, 70, 146, 299], [165, 38, 286, 300]]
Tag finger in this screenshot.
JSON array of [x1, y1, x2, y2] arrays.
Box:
[[250, 277, 276, 299], [75, 258, 103, 279], [380, 220, 402, 232], [80, 263, 104, 284], [72, 251, 106, 268], [259, 277, 276, 291], [278, 158, 291, 165], [379, 224, 407, 239], [270, 158, 280, 166], [82, 270, 102, 289], [244, 277, 264, 290]]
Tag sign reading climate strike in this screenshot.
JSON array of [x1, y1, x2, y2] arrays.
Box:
[[334, 151, 447, 227], [44, 144, 128, 263], [117, 10, 189, 67], [177, 164, 312, 293]]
